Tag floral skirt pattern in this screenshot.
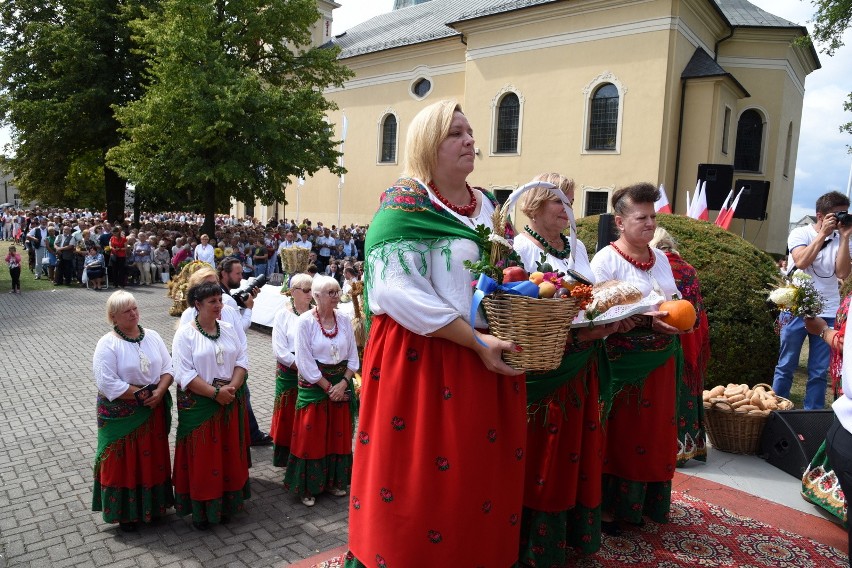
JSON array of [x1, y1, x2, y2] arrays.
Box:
[[173, 389, 251, 524], [92, 398, 174, 523], [802, 440, 847, 526], [602, 356, 677, 524], [347, 315, 527, 567]]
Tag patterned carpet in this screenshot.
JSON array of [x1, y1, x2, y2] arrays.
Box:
[[310, 491, 847, 567]]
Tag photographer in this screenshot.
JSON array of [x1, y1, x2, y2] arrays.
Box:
[[772, 191, 852, 409], [217, 256, 273, 446]]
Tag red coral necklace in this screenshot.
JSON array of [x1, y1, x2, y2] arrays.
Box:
[[610, 242, 655, 271], [428, 181, 477, 217], [315, 309, 339, 338]]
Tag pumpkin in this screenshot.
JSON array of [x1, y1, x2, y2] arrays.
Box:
[[659, 299, 697, 331]]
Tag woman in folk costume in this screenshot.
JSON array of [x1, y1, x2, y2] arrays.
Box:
[[270, 273, 314, 469], [283, 275, 359, 507], [92, 291, 174, 531], [345, 100, 526, 567], [589, 183, 684, 529], [513, 174, 618, 564], [171, 281, 251, 530], [650, 227, 710, 466]]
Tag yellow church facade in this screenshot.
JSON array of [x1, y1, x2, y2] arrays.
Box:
[[240, 0, 818, 255]]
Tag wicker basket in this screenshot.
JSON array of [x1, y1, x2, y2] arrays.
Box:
[[481, 292, 581, 371], [704, 383, 793, 455]]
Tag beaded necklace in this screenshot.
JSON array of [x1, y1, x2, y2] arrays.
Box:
[[524, 226, 571, 260], [195, 316, 224, 364], [428, 181, 476, 217], [113, 324, 150, 373], [610, 242, 655, 272], [316, 309, 341, 363]]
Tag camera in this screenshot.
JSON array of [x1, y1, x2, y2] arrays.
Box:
[[231, 273, 267, 308], [835, 211, 852, 227]]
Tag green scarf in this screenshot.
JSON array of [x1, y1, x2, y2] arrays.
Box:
[[297, 361, 358, 432], [601, 330, 684, 418], [274, 362, 299, 412], [176, 381, 247, 442], [95, 390, 173, 466], [362, 178, 494, 332], [526, 345, 596, 404]]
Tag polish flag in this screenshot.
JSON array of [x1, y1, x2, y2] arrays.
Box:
[[654, 184, 672, 213], [686, 180, 700, 217], [717, 187, 744, 230], [714, 189, 734, 227], [689, 181, 709, 220]]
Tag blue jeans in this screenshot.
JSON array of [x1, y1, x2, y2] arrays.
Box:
[[254, 263, 267, 277], [771, 315, 833, 409]]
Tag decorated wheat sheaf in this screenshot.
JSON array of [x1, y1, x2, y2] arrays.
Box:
[[280, 247, 310, 275], [480, 202, 580, 372], [166, 260, 209, 317]]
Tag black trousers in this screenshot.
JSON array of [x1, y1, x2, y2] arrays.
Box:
[[57, 257, 74, 284], [9, 266, 20, 290], [826, 416, 852, 564]]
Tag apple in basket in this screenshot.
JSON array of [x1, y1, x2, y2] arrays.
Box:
[[502, 266, 527, 284]]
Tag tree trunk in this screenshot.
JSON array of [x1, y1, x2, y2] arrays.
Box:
[[104, 166, 125, 223], [201, 180, 216, 237], [133, 186, 141, 229]]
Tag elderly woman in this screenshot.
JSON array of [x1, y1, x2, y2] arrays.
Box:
[[514, 174, 618, 563], [283, 275, 359, 507], [345, 100, 525, 568], [651, 227, 710, 466], [171, 281, 251, 530], [193, 234, 215, 269], [92, 291, 174, 531], [133, 232, 153, 286], [270, 273, 313, 468], [589, 183, 683, 529], [109, 226, 128, 288], [84, 245, 106, 290], [152, 239, 171, 282]]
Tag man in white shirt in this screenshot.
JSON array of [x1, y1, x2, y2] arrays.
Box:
[[773, 191, 852, 409], [26, 219, 48, 278]]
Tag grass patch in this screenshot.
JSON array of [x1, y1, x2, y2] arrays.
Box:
[[2, 265, 81, 293]]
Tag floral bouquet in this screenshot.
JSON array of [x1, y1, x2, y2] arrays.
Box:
[[767, 269, 825, 330]]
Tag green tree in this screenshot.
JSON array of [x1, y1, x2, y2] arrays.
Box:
[[0, 0, 152, 221], [807, 0, 852, 139], [108, 0, 352, 237]]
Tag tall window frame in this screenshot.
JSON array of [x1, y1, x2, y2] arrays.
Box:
[[377, 112, 398, 165], [490, 86, 525, 156], [581, 72, 627, 154], [734, 108, 766, 173]]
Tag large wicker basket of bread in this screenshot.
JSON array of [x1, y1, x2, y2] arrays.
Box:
[[702, 382, 794, 454]]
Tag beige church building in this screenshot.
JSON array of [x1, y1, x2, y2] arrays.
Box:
[[238, 0, 819, 255]]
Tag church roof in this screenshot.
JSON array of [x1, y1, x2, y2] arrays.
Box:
[[681, 47, 750, 96], [332, 0, 805, 60]]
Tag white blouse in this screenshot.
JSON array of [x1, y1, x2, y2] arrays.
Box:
[[295, 310, 360, 384], [194, 243, 215, 267], [171, 320, 249, 389], [272, 304, 299, 367], [589, 245, 679, 300], [180, 304, 247, 350], [514, 231, 595, 283], [367, 188, 495, 335], [92, 329, 174, 401]]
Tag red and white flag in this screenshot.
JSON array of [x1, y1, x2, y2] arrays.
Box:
[[717, 187, 744, 230], [689, 181, 709, 220], [714, 189, 734, 227], [655, 184, 672, 213]]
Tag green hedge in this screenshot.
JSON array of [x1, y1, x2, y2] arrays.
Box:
[[575, 214, 780, 388]]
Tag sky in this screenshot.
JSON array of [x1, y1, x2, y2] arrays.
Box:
[[2, 0, 848, 222]]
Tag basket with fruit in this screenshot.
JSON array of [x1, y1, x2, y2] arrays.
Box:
[[465, 184, 581, 372]]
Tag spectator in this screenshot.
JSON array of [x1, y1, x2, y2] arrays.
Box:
[[153, 240, 171, 281], [54, 226, 77, 285], [6, 245, 21, 294], [134, 232, 153, 286], [26, 219, 46, 279], [110, 226, 128, 288], [84, 245, 107, 290], [194, 234, 215, 268]]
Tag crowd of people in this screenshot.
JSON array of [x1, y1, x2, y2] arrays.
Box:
[[0, 206, 368, 292], [85, 97, 723, 566]]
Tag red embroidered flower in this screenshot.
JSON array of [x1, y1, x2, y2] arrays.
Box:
[[570, 453, 579, 463], [679, 417, 687, 427], [442, 387, 452, 400], [380, 488, 394, 502], [532, 545, 545, 555], [509, 513, 519, 525], [435, 457, 450, 471], [427, 530, 442, 543], [536, 477, 545, 486], [391, 416, 405, 431], [376, 554, 387, 567], [537, 523, 548, 536], [515, 448, 524, 460], [487, 429, 497, 442], [358, 431, 369, 445], [547, 423, 558, 434], [482, 500, 492, 513], [406, 348, 418, 361], [635, 446, 646, 455], [587, 420, 597, 431], [370, 367, 380, 381], [352, 497, 361, 510]]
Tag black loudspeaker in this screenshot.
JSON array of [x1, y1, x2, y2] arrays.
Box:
[[733, 179, 771, 221], [697, 164, 734, 210], [596, 213, 619, 253], [760, 409, 834, 478]]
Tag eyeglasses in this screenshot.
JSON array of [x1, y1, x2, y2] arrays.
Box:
[[295, 287, 312, 293], [325, 290, 340, 298]]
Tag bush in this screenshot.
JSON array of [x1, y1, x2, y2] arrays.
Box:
[[575, 214, 780, 388]]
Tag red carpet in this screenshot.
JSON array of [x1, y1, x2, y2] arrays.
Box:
[[304, 489, 847, 567]]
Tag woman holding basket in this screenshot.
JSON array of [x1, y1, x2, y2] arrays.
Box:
[[513, 173, 618, 563], [345, 100, 526, 567]]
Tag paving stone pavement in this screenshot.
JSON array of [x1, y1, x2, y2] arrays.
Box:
[[0, 284, 349, 567]]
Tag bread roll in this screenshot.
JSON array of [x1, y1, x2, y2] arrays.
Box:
[[586, 280, 643, 317]]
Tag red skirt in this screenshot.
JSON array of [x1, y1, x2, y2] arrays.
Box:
[[173, 396, 251, 522], [603, 356, 677, 483], [93, 402, 173, 523], [523, 363, 603, 512], [270, 365, 298, 467], [347, 315, 527, 567]]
